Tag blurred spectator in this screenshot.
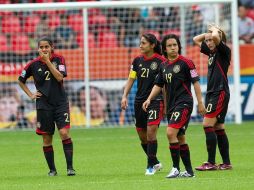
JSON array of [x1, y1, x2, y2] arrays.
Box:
[[238, 5, 254, 44], [0, 86, 20, 128], [239, 0, 254, 8], [185, 8, 206, 45], [107, 9, 125, 47], [143, 7, 160, 31], [53, 14, 78, 49], [16, 105, 33, 128], [35, 14, 53, 39], [124, 8, 144, 47]]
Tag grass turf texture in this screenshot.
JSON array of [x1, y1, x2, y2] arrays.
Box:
[[0, 122, 254, 190]]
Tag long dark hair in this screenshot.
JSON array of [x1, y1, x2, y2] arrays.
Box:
[[161, 34, 182, 57], [142, 33, 162, 55], [37, 37, 54, 53]]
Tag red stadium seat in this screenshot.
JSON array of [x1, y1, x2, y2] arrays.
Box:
[[68, 14, 84, 33], [98, 32, 118, 48], [47, 14, 61, 30], [77, 33, 96, 48], [10, 34, 31, 53], [1, 15, 22, 34], [23, 15, 41, 33], [0, 34, 9, 51]]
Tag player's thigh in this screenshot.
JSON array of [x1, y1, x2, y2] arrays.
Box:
[[134, 101, 147, 129], [147, 100, 163, 126], [167, 104, 192, 136], [36, 109, 55, 135]]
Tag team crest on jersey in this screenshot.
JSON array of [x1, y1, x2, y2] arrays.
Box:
[[208, 57, 214, 66], [150, 62, 158, 70], [173, 65, 180, 73], [38, 68, 42, 72], [52, 61, 57, 68]]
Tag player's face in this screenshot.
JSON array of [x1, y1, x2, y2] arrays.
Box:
[[139, 37, 154, 55], [165, 38, 179, 59], [205, 33, 216, 51], [38, 41, 53, 57]]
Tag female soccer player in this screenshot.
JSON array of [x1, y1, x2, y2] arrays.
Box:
[[18, 37, 75, 176], [143, 34, 206, 178], [121, 33, 165, 175], [193, 24, 232, 171]]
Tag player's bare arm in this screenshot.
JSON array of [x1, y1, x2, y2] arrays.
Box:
[[193, 81, 206, 116], [121, 78, 135, 110], [38, 50, 64, 82], [18, 80, 42, 100], [142, 85, 162, 112], [207, 23, 223, 45], [193, 33, 206, 47]]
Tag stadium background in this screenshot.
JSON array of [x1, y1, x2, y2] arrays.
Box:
[[0, 0, 253, 129]]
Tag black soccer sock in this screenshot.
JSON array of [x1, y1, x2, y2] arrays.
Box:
[[204, 127, 217, 164], [141, 143, 148, 155], [62, 138, 74, 170], [147, 140, 159, 167], [43, 145, 56, 171], [169, 143, 180, 170], [215, 129, 231, 164], [180, 144, 193, 174]]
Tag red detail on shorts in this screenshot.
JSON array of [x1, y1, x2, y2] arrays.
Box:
[[62, 138, 72, 144], [205, 91, 225, 118], [36, 127, 47, 135], [148, 101, 164, 126], [168, 108, 189, 129], [204, 127, 214, 133]]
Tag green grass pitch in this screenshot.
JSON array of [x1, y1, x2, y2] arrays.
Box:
[[0, 122, 254, 190]]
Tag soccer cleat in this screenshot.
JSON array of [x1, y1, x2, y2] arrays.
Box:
[[48, 170, 57, 176], [165, 167, 180, 178], [179, 171, 195, 178], [67, 168, 76, 176], [195, 162, 217, 171], [145, 167, 155, 175], [153, 162, 163, 172], [218, 163, 232, 170]]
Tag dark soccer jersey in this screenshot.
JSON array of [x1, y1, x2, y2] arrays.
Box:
[[131, 53, 165, 102], [18, 53, 68, 110], [155, 55, 200, 113], [201, 41, 231, 94]]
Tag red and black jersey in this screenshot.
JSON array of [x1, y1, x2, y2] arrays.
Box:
[[18, 53, 68, 110], [201, 41, 231, 94], [155, 55, 200, 113], [131, 53, 165, 102]]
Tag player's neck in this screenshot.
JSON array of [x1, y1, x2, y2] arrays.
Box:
[[144, 51, 154, 58], [167, 55, 179, 62]]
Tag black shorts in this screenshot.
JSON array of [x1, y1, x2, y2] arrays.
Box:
[[205, 90, 230, 124], [167, 103, 193, 136], [36, 103, 70, 135], [134, 100, 163, 130]]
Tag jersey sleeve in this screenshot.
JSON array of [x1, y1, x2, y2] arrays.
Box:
[[186, 60, 200, 83], [18, 62, 32, 83], [128, 57, 139, 79], [200, 41, 210, 56], [57, 56, 67, 77]]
